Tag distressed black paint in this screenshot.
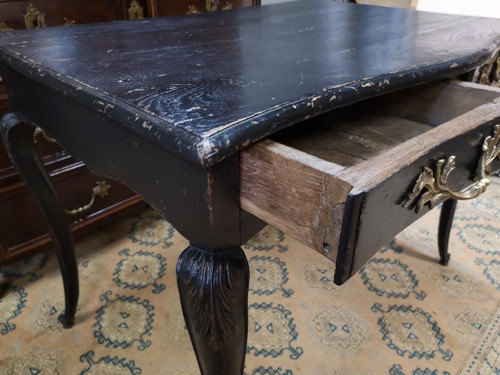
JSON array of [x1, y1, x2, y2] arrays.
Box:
[[438, 198, 457, 265], [1, 3, 500, 373], [1, 0, 500, 166], [177, 245, 249, 375], [1, 114, 79, 328]]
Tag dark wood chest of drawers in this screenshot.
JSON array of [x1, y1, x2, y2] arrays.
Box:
[[0, 0, 260, 265]]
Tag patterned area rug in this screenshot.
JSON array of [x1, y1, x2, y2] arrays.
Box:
[[0, 177, 499, 375]]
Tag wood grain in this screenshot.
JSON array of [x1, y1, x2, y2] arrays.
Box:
[[1, 1, 499, 166], [240, 139, 351, 261], [272, 110, 433, 166], [243, 81, 500, 267], [366, 80, 500, 126], [338, 99, 500, 191]]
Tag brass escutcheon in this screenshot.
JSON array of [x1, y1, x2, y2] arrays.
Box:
[[206, 0, 218, 11]]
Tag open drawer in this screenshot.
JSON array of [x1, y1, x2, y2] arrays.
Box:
[[240, 80, 500, 284]]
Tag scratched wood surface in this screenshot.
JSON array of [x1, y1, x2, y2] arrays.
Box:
[[1, 0, 500, 166]]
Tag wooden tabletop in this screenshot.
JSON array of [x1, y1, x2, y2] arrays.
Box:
[[1, 0, 500, 166]]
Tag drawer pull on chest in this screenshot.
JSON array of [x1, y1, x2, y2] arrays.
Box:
[[65, 181, 111, 215], [404, 124, 500, 213], [34, 126, 57, 144], [24, 4, 47, 29]]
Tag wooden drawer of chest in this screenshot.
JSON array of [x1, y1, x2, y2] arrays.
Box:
[[0, 159, 144, 264], [240, 80, 500, 284], [0, 87, 145, 265], [0, 0, 130, 30], [155, 0, 259, 16]]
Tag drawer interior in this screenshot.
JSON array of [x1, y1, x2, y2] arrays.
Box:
[[240, 80, 500, 266], [271, 80, 500, 168]]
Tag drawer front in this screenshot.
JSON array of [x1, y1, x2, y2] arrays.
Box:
[[241, 81, 500, 284], [351, 120, 500, 278], [0, 0, 128, 30], [155, 0, 259, 16]]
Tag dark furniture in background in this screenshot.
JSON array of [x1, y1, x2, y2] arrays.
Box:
[[0, 0, 260, 265], [0, 0, 260, 30]]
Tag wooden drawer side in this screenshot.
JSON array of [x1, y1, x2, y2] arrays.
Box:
[[240, 139, 351, 262], [339, 98, 500, 192], [351, 119, 500, 276], [242, 80, 500, 283]]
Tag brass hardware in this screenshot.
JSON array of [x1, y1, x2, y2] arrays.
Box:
[[404, 124, 500, 213], [479, 54, 500, 88], [222, 2, 233, 10], [187, 5, 201, 14], [206, 0, 218, 11], [65, 181, 111, 215], [32, 127, 111, 215], [24, 4, 47, 29], [128, 0, 144, 20], [34, 126, 57, 144], [64, 18, 76, 26], [476, 124, 500, 178], [0, 22, 12, 32]]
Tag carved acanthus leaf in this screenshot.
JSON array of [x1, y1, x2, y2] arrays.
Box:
[[180, 246, 244, 351]]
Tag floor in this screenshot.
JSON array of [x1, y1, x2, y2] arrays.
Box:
[[0, 177, 499, 374]]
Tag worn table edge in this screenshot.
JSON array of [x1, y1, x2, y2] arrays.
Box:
[[1, 35, 499, 167]]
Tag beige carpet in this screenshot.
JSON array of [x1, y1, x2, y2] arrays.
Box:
[[0, 177, 499, 375]]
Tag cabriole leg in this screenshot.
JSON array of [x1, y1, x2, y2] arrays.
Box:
[[1, 113, 79, 328], [437, 198, 457, 266], [177, 245, 249, 375]]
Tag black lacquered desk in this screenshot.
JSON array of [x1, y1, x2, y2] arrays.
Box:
[[1, 1, 500, 373]]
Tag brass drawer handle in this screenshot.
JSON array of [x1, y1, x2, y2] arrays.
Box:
[[404, 124, 499, 212], [479, 52, 500, 88], [65, 181, 111, 215], [24, 4, 47, 29], [32, 127, 111, 215], [34, 126, 57, 143]]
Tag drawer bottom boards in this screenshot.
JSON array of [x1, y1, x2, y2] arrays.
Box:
[[241, 80, 500, 284]]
